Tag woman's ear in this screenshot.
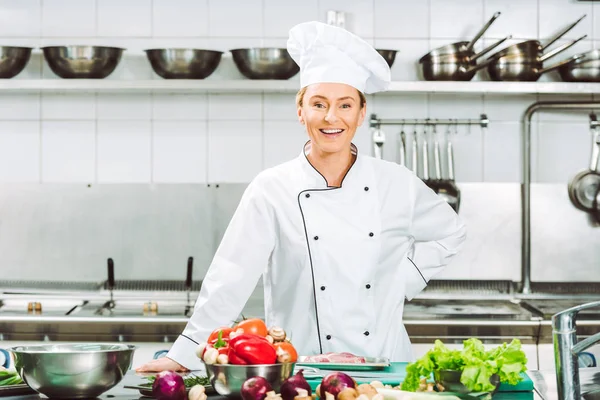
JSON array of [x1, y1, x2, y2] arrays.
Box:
[[297, 107, 305, 124]]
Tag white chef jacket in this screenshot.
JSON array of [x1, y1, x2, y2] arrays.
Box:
[[168, 142, 466, 369]]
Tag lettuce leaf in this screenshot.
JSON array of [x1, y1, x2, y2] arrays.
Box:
[[400, 338, 528, 393]]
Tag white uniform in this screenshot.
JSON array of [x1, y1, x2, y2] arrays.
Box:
[[167, 142, 466, 369]]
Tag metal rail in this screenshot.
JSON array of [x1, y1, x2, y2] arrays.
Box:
[[368, 113, 489, 129], [521, 101, 600, 295]]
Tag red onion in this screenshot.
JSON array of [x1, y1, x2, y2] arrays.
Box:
[[241, 376, 273, 400], [280, 370, 312, 400], [319, 372, 356, 399], [152, 371, 187, 400]]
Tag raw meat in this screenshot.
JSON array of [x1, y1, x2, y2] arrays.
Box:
[[303, 352, 366, 363]]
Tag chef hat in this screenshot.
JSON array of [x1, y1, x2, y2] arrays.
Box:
[[287, 21, 391, 94]]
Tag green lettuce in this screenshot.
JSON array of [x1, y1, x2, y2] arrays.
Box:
[[400, 338, 528, 393]]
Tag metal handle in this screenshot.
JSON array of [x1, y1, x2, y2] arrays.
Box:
[[541, 14, 586, 51], [465, 11, 501, 52], [472, 35, 512, 62], [186, 256, 194, 290], [374, 143, 382, 159], [539, 53, 586, 75], [107, 258, 114, 290], [539, 35, 588, 63]]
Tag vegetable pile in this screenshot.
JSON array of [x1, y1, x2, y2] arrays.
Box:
[[0, 367, 23, 386], [241, 370, 384, 400], [144, 374, 210, 388], [400, 338, 528, 393], [196, 318, 298, 366]]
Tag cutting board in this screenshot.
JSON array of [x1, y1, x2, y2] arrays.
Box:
[[304, 362, 533, 393]]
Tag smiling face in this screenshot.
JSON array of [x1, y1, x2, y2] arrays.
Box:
[[297, 83, 366, 156]]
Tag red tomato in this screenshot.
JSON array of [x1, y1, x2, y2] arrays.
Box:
[[235, 318, 268, 337], [207, 327, 233, 343], [274, 342, 298, 363]]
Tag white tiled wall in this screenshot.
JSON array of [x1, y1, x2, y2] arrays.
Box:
[[0, 0, 597, 186]]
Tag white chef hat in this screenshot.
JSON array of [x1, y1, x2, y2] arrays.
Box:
[[287, 21, 391, 95]]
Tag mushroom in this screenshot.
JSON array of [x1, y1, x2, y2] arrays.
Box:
[[268, 326, 287, 342]]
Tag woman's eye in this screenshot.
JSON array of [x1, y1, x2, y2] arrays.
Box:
[[341, 104, 352, 109], [314, 103, 325, 108]]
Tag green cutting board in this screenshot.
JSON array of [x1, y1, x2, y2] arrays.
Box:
[[304, 362, 533, 393]]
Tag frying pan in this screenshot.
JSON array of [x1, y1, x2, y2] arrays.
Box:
[[568, 124, 600, 218]]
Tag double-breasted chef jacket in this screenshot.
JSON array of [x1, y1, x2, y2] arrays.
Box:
[[167, 141, 467, 370]]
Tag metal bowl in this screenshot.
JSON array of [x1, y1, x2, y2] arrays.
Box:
[[230, 48, 299, 80], [145, 48, 223, 79], [204, 362, 295, 398], [9, 343, 135, 399], [0, 46, 32, 78], [434, 369, 500, 395], [376, 49, 398, 67], [42, 45, 124, 79]]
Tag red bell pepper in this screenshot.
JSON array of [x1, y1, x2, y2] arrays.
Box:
[[203, 330, 229, 358], [228, 333, 277, 365]]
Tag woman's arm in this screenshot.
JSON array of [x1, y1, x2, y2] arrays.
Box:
[[404, 174, 467, 300], [166, 177, 276, 369]]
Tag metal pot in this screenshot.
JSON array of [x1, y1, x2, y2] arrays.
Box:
[[376, 49, 398, 67], [558, 49, 600, 82], [421, 12, 502, 60], [487, 15, 586, 62], [0, 46, 32, 79], [420, 49, 506, 81], [487, 54, 582, 81]]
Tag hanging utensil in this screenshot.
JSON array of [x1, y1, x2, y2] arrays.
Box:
[[568, 119, 600, 217], [422, 125, 431, 187], [411, 126, 419, 176], [398, 125, 407, 167], [437, 122, 462, 213], [372, 127, 385, 159], [432, 124, 443, 193]]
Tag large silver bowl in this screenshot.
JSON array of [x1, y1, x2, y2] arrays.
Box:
[[145, 48, 223, 79], [0, 46, 32, 78], [230, 48, 299, 80], [9, 343, 135, 399], [204, 362, 295, 398], [42, 45, 124, 79]]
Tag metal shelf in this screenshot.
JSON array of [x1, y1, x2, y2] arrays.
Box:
[[0, 79, 599, 94]]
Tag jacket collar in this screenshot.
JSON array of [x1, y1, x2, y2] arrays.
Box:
[[298, 141, 361, 189]]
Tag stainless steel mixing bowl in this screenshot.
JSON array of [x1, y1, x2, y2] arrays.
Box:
[[42, 45, 124, 79], [230, 48, 299, 80], [376, 49, 398, 67], [145, 48, 223, 79], [0, 46, 32, 78], [9, 343, 135, 399], [204, 362, 295, 398]]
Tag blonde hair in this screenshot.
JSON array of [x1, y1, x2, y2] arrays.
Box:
[[296, 86, 366, 108]]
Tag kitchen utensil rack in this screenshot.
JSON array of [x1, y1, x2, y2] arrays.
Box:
[[368, 113, 489, 130]]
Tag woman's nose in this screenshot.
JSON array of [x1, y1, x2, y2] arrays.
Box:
[[324, 109, 339, 123]]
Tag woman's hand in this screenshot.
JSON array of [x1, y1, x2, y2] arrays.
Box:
[[135, 357, 189, 373]]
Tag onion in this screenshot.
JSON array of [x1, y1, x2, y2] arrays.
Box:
[[241, 376, 273, 400], [319, 372, 356, 399], [280, 370, 312, 400], [152, 371, 187, 400]]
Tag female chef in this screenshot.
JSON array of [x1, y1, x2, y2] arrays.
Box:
[[137, 21, 466, 373]]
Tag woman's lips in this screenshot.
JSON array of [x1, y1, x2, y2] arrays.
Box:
[[319, 128, 344, 137]]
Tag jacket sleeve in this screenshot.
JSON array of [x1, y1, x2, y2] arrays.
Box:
[[403, 174, 466, 301], [167, 177, 276, 369]]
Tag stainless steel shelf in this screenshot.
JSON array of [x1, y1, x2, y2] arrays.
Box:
[[0, 80, 599, 94]]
